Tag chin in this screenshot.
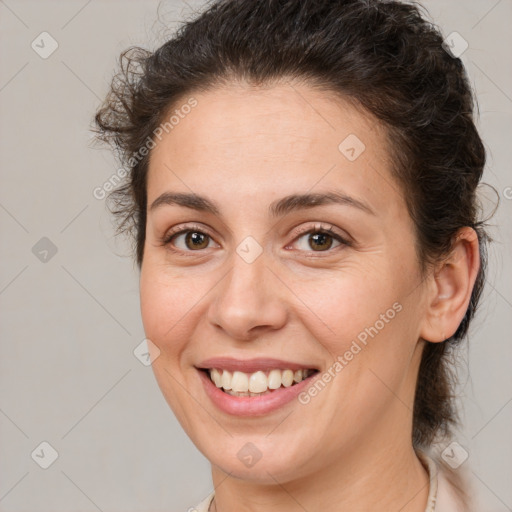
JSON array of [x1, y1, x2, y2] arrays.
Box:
[[204, 440, 316, 484]]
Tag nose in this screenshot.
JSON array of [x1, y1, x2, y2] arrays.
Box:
[[207, 253, 288, 341]]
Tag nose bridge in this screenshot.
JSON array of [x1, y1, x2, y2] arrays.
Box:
[[207, 248, 287, 339], [228, 255, 265, 303]]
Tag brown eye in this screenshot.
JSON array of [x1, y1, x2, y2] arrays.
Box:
[[183, 231, 210, 250], [164, 229, 214, 251], [293, 228, 346, 252], [308, 232, 334, 251]]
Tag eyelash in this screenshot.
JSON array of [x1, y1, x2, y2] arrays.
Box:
[[160, 222, 351, 256]]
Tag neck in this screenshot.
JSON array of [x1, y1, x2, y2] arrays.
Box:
[[210, 431, 430, 512]]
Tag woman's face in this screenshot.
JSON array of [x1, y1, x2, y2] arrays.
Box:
[[140, 83, 431, 483]]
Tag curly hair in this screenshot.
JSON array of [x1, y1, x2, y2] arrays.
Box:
[[94, 0, 493, 450]]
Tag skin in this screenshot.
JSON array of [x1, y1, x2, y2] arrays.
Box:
[[139, 81, 480, 512]]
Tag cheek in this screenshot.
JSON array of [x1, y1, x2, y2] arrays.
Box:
[[139, 264, 192, 354], [290, 265, 418, 400], [291, 271, 399, 347], [139, 258, 223, 366]]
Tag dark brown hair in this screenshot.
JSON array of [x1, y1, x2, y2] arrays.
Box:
[[94, 0, 493, 450]]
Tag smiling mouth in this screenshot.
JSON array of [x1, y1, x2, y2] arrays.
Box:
[[200, 367, 319, 397]]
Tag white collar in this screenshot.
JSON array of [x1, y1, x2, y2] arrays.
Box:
[[417, 450, 439, 511]]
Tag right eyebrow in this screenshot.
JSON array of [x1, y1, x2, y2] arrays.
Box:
[[149, 192, 220, 215]]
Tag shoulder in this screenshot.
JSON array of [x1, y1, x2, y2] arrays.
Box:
[[187, 491, 215, 512]]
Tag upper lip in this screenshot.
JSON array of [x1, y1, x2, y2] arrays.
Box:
[[196, 357, 319, 374]]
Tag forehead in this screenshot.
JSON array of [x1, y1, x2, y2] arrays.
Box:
[[146, 83, 403, 217]]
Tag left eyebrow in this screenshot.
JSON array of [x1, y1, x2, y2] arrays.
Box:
[[148, 190, 376, 217], [269, 191, 376, 218]]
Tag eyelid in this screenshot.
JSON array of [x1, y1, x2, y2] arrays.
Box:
[[290, 222, 351, 243], [164, 222, 212, 239]]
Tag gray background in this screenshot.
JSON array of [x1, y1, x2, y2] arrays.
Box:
[[0, 0, 511, 511]]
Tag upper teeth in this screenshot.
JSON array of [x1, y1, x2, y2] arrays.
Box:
[[208, 368, 313, 393]]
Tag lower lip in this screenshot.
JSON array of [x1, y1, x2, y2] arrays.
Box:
[[197, 369, 318, 416]]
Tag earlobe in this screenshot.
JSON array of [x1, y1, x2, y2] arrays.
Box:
[[420, 227, 480, 343]]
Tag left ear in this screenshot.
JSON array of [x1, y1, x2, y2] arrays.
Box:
[[420, 227, 480, 343]]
